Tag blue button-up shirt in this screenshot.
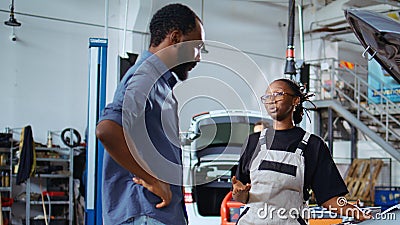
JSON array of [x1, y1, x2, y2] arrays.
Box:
[[99, 51, 186, 225]]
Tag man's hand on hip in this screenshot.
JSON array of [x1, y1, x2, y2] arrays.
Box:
[[133, 177, 172, 208]]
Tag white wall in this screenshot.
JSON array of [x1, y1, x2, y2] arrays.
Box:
[[151, 0, 290, 130], [0, 0, 141, 144], [0, 0, 289, 141]]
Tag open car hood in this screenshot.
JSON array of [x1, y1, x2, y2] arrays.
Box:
[[345, 9, 400, 83]]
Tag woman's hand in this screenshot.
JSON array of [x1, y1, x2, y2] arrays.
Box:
[[352, 199, 373, 221], [322, 196, 372, 222], [232, 176, 251, 203]]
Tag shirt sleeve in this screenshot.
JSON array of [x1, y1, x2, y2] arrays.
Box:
[[235, 132, 260, 185], [99, 73, 150, 127], [122, 73, 155, 122], [309, 137, 349, 205]]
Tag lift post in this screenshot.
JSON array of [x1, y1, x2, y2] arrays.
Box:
[[86, 38, 108, 225]]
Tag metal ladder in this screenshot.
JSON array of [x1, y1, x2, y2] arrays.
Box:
[[305, 58, 400, 162]]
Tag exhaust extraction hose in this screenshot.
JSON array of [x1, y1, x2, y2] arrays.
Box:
[[284, 0, 296, 75]]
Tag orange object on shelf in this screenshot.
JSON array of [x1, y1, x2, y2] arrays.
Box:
[[220, 191, 245, 225], [309, 218, 343, 225]]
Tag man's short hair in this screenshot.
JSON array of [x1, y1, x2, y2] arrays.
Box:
[[149, 3, 201, 47]]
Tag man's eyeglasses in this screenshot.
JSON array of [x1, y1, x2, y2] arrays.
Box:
[[260, 92, 296, 103]]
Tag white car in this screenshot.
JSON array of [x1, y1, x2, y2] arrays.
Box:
[[181, 110, 271, 225]]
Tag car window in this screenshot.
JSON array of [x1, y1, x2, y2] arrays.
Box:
[[195, 122, 253, 150], [195, 163, 235, 185]]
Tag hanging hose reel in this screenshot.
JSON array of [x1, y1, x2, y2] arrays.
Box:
[[60, 128, 81, 148]]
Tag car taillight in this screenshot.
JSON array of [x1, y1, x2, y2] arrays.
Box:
[[192, 111, 209, 119], [184, 191, 193, 203]]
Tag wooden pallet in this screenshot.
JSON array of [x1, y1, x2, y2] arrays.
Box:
[[344, 159, 383, 202]]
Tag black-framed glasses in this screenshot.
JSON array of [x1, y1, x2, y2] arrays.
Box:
[[260, 92, 296, 103]]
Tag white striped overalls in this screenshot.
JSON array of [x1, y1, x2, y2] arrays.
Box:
[[236, 129, 311, 225]]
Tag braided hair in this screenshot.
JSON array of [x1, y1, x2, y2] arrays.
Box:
[[275, 78, 315, 125], [149, 4, 201, 47]]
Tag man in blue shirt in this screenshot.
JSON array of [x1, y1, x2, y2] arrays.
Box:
[[96, 4, 205, 225]]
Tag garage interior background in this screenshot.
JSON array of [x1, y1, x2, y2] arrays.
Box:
[[0, 0, 399, 186]]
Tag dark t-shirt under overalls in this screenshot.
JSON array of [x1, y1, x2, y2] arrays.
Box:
[[235, 127, 348, 205]]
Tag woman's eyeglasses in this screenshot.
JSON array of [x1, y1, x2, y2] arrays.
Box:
[[260, 92, 296, 103]]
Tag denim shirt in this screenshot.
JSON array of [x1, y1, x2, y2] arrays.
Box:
[[99, 51, 187, 225]]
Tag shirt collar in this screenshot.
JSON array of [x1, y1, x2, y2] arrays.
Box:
[[141, 50, 178, 89], [165, 72, 178, 88]]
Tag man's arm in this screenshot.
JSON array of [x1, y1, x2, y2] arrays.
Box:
[[96, 119, 171, 208]]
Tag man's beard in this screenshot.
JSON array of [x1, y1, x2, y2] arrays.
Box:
[[171, 62, 196, 81]]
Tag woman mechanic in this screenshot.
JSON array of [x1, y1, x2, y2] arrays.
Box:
[[232, 78, 371, 224]]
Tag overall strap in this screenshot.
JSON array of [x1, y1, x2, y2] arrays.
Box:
[[249, 129, 268, 168], [295, 131, 311, 155], [260, 128, 267, 138]]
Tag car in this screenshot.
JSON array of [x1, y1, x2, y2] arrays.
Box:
[[181, 110, 271, 225]]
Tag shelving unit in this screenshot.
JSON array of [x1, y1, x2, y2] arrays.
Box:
[[24, 146, 74, 225], [0, 146, 12, 224], [0, 130, 13, 225], [2, 127, 77, 224]]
